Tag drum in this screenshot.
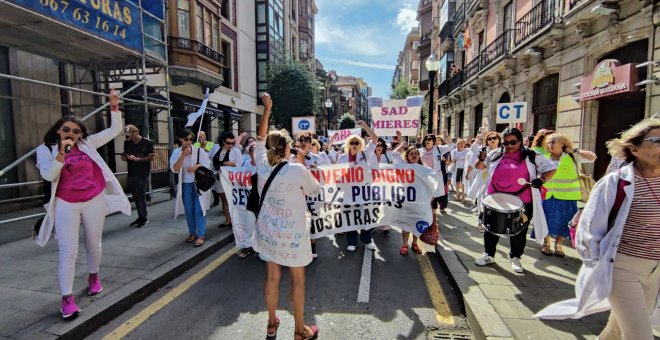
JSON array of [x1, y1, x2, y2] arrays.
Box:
[[482, 193, 525, 237]]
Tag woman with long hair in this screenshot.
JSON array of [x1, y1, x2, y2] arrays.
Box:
[[531, 129, 555, 154], [35, 89, 131, 319], [536, 118, 660, 339], [468, 131, 502, 232], [473, 128, 556, 273], [540, 133, 596, 256], [399, 146, 425, 255], [254, 94, 321, 340], [170, 128, 212, 247]]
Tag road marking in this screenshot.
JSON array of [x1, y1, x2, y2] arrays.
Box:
[[357, 247, 373, 303], [103, 246, 237, 340], [417, 253, 455, 326]]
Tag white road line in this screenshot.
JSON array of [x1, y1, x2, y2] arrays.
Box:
[[357, 247, 373, 303]]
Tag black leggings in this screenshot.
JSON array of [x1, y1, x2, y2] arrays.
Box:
[[484, 202, 533, 259]]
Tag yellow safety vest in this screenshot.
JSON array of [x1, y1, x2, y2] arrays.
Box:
[[194, 141, 214, 152], [543, 153, 580, 200]]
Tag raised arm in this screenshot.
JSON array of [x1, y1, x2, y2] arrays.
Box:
[[257, 94, 272, 141], [357, 120, 377, 142], [87, 88, 123, 148]]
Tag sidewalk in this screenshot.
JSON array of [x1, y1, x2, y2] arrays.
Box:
[[0, 196, 234, 339], [435, 200, 607, 340]]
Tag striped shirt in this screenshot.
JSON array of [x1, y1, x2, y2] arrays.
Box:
[[618, 175, 660, 260]]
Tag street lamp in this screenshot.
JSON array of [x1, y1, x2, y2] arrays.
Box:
[[324, 99, 333, 135], [425, 52, 440, 134]]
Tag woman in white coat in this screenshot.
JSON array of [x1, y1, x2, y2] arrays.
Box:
[[36, 89, 131, 319], [170, 128, 212, 247], [536, 118, 660, 339], [418, 132, 454, 229], [468, 131, 502, 232]]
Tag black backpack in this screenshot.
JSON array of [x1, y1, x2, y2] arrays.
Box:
[[246, 162, 287, 217]]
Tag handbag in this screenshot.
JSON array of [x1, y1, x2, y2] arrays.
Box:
[[568, 153, 596, 202], [419, 223, 439, 245], [194, 148, 216, 192], [254, 162, 288, 217]]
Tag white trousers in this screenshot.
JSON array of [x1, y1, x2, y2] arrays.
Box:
[[54, 193, 106, 295]]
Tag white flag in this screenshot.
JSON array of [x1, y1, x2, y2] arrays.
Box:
[[185, 89, 210, 127]]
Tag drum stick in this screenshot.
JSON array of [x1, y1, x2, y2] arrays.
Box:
[[517, 178, 531, 186]]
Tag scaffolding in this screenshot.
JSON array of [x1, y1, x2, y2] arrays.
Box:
[[0, 0, 173, 212]]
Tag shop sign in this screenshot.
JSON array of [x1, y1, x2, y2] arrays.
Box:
[[579, 59, 638, 101]]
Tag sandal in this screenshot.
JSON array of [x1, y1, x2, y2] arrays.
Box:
[[399, 245, 409, 255], [193, 236, 205, 247], [412, 243, 423, 254], [294, 325, 319, 340], [554, 245, 565, 258], [266, 316, 280, 338], [237, 247, 254, 259], [185, 235, 196, 243], [541, 243, 553, 256]]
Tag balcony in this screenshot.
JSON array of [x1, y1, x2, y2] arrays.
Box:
[[514, 0, 558, 46], [419, 32, 432, 46], [447, 71, 463, 94], [168, 36, 226, 88], [453, 3, 466, 35], [480, 29, 514, 70], [169, 37, 225, 65], [463, 56, 481, 81]]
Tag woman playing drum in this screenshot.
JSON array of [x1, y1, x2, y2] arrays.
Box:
[[473, 128, 556, 273]]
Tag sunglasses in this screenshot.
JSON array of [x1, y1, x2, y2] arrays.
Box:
[[502, 140, 519, 146], [225, 141, 236, 146], [424, 138, 434, 142], [298, 137, 311, 143], [183, 137, 194, 142], [350, 141, 360, 146], [61, 126, 82, 134], [644, 136, 660, 146], [377, 144, 385, 148], [487, 137, 499, 141]]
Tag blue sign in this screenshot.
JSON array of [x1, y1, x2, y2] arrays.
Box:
[[298, 119, 311, 130], [416, 221, 430, 233], [10, 0, 144, 52]]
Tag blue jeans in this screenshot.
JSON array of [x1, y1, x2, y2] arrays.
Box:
[[182, 183, 206, 237], [347, 229, 374, 246]]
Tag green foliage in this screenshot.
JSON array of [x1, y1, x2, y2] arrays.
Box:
[[267, 57, 322, 130], [390, 77, 420, 99], [338, 112, 356, 129]]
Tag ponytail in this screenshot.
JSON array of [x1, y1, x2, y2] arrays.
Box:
[[265, 129, 292, 166]]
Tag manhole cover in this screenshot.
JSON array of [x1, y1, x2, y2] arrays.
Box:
[[428, 331, 472, 340]]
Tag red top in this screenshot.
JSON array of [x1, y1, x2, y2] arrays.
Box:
[[56, 145, 106, 203]]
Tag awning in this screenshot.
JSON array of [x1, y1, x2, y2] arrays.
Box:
[[170, 93, 242, 121]]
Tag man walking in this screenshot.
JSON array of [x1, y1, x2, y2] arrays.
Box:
[[209, 132, 242, 228], [122, 124, 155, 228]]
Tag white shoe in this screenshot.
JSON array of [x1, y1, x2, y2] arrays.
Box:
[[510, 257, 524, 273], [474, 253, 494, 266], [347, 245, 356, 252], [365, 242, 376, 250]]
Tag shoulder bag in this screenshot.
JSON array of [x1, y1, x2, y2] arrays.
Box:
[[194, 147, 216, 192], [252, 162, 288, 218]]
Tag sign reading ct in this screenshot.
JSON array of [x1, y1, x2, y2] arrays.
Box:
[[496, 102, 528, 124], [292, 116, 316, 135]]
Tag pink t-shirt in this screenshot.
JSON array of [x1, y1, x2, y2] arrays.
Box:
[[487, 151, 532, 204], [56, 145, 106, 203]]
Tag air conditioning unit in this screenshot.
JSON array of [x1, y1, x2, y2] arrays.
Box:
[[412, 41, 420, 49]]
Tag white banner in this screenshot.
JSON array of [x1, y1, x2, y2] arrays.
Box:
[[219, 166, 257, 248], [496, 102, 528, 124], [306, 163, 438, 239], [368, 96, 423, 136], [292, 116, 316, 135], [327, 128, 361, 145]]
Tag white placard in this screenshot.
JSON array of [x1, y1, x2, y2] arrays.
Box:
[[368, 96, 423, 136], [292, 116, 316, 135], [496, 102, 528, 124]]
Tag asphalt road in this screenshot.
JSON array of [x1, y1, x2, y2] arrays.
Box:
[[89, 229, 472, 340]]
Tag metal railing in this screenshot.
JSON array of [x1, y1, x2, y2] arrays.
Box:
[[419, 32, 432, 46], [514, 0, 556, 45], [463, 56, 481, 80], [447, 71, 463, 94], [168, 36, 225, 65], [480, 29, 514, 69], [569, 0, 585, 10], [453, 2, 465, 31]]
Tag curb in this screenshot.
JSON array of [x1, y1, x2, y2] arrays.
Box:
[[434, 243, 514, 340], [39, 231, 235, 340]]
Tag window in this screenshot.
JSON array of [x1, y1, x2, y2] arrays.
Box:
[[439, 52, 454, 82], [212, 20, 219, 50], [478, 31, 485, 52], [532, 74, 559, 131], [204, 9, 212, 46], [195, 3, 203, 42], [473, 104, 483, 136], [458, 111, 465, 137], [446, 115, 452, 136], [503, 2, 513, 31], [221, 0, 230, 20], [177, 0, 190, 39], [222, 41, 232, 89]]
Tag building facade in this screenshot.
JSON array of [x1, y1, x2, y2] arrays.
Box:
[[436, 0, 659, 178], [393, 27, 421, 89]]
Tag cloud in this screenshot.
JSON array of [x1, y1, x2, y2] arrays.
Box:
[[322, 58, 395, 71], [395, 8, 418, 33], [316, 17, 388, 57]]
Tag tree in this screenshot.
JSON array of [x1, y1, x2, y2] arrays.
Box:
[[390, 77, 419, 99], [338, 112, 356, 129], [267, 57, 322, 130]]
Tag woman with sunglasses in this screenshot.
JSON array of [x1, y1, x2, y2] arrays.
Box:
[[468, 131, 502, 231], [473, 128, 556, 273], [337, 120, 377, 252], [290, 133, 324, 169], [170, 129, 212, 247], [536, 118, 660, 339], [209, 132, 243, 228], [35, 89, 131, 319], [310, 139, 332, 165], [418, 131, 454, 230], [369, 132, 405, 237], [399, 146, 426, 255]]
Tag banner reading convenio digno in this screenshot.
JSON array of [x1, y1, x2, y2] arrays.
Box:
[[368, 96, 424, 136]]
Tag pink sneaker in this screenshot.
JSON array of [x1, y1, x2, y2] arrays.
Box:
[[60, 295, 81, 319], [88, 273, 103, 296]]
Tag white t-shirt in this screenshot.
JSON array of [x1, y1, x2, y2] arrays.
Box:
[[253, 141, 321, 267], [289, 151, 324, 169], [169, 147, 210, 183], [450, 149, 470, 169]]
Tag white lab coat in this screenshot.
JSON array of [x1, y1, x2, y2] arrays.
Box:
[[419, 143, 455, 197], [169, 146, 212, 219], [337, 142, 376, 165], [35, 111, 131, 247], [481, 148, 556, 244], [535, 163, 660, 332]]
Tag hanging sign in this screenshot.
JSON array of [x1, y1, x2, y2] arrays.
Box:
[[579, 59, 638, 101]]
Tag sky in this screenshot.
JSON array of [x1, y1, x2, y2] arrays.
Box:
[[315, 0, 419, 99]]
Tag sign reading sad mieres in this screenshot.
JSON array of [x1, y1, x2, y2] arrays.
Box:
[[369, 96, 423, 136]]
